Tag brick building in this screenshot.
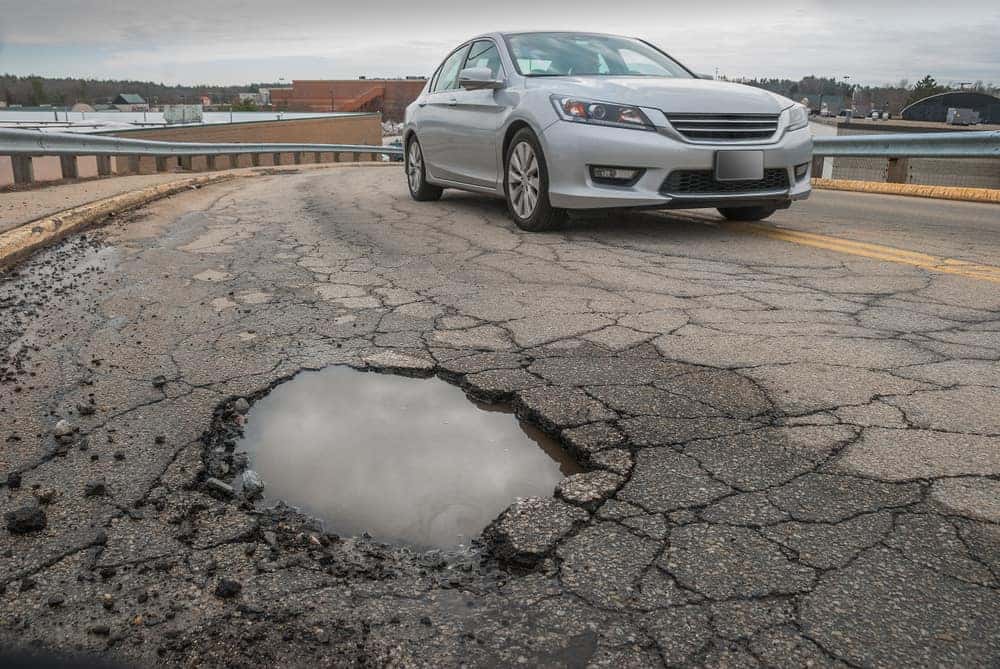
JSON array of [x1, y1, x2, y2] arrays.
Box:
[[270, 79, 427, 121], [106, 114, 382, 147]]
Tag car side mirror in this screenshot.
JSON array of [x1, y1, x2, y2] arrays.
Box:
[[459, 67, 504, 90]]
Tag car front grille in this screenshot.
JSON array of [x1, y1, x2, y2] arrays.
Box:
[[665, 114, 779, 142], [661, 169, 790, 195]]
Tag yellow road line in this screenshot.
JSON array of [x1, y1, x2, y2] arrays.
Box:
[[721, 222, 1000, 283]]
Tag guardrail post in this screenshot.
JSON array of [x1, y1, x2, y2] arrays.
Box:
[[293, 152, 303, 165], [811, 155, 825, 180], [352, 152, 360, 162], [96, 155, 112, 177], [59, 155, 79, 180], [313, 152, 322, 163], [273, 153, 282, 166], [155, 157, 169, 172], [886, 157, 909, 184], [205, 155, 217, 171], [333, 152, 342, 163], [251, 154, 261, 167], [11, 156, 34, 185]]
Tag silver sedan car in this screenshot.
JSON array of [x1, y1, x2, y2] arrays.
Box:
[[404, 31, 812, 231]]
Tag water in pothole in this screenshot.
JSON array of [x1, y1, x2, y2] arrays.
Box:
[[238, 366, 581, 549]]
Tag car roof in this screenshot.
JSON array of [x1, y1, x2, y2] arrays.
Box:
[[500, 30, 631, 37], [465, 30, 636, 42]]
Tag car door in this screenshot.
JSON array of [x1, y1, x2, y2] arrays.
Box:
[[445, 39, 508, 189], [418, 44, 470, 183]]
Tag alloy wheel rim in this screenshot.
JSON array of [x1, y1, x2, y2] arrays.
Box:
[[407, 143, 423, 192], [508, 142, 539, 219]]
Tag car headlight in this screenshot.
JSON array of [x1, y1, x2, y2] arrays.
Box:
[[551, 96, 654, 131], [786, 104, 809, 131]]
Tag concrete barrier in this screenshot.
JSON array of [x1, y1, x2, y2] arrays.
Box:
[[813, 178, 1000, 204]]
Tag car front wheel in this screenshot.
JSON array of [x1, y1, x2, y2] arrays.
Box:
[[406, 137, 443, 202], [505, 129, 565, 232], [717, 205, 778, 222]]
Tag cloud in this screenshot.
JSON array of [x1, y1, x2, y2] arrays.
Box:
[[0, 0, 996, 84]]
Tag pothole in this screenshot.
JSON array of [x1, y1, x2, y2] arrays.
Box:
[[230, 366, 581, 549]]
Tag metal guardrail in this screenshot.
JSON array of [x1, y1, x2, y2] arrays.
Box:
[[0, 127, 403, 186], [3, 127, 997, 161], [813, 131, 1000, 158], [2, 127, 997, 188], [0, 127, 403, 158]]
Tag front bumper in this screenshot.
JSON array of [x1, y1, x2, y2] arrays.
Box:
[[539, 121, 813, 210]]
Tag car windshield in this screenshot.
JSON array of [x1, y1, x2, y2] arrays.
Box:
[[506, 32, 693, 78]]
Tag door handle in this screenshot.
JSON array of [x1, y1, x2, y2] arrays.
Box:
[[417, 102, 427, 107], [448, 98, 458, 106]]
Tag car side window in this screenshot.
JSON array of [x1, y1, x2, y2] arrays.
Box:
[[464, 40, 503, 79], [431, 46, 470, 93]]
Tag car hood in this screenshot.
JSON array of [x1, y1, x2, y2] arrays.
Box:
[[533, 76, 792, 115]]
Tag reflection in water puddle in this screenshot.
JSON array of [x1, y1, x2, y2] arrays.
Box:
[[239, 366, 581, 549]]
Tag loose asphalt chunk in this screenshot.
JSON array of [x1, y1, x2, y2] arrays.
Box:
[[485, 497, 588, 567], [5, 505, 47, 534]]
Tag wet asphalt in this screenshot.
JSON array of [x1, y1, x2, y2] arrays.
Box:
[[1, 168, 998, 667]]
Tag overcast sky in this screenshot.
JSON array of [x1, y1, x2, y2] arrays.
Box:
[[0, 1, 997, 86]]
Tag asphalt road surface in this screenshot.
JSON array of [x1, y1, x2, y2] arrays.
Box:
[[2, 167, 998, 667]]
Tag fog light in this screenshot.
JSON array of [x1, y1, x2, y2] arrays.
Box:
[[590, 166, 643, 185], [794, 163, 809, 180]]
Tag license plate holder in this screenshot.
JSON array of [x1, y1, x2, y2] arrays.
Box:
[[715, 151, 764, 182]]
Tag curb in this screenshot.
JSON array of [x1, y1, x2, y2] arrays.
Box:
[[0, 173, 239, 269], [812, 178, 1000, 204]]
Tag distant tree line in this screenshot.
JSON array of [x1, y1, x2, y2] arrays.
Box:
[[5, 72, 997, 114], [0, 74, 281, 107], [735, 74, 998, 113]]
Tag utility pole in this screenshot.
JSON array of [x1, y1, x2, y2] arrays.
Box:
[[843, 76, 856, 114]]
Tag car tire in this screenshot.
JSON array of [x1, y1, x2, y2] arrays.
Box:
[[717, 205, 779, 222], [406, 136, 443, 202], [504, 128, 566, 232]]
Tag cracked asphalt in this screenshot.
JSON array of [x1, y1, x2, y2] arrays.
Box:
[[1, 167, 998, 667]]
